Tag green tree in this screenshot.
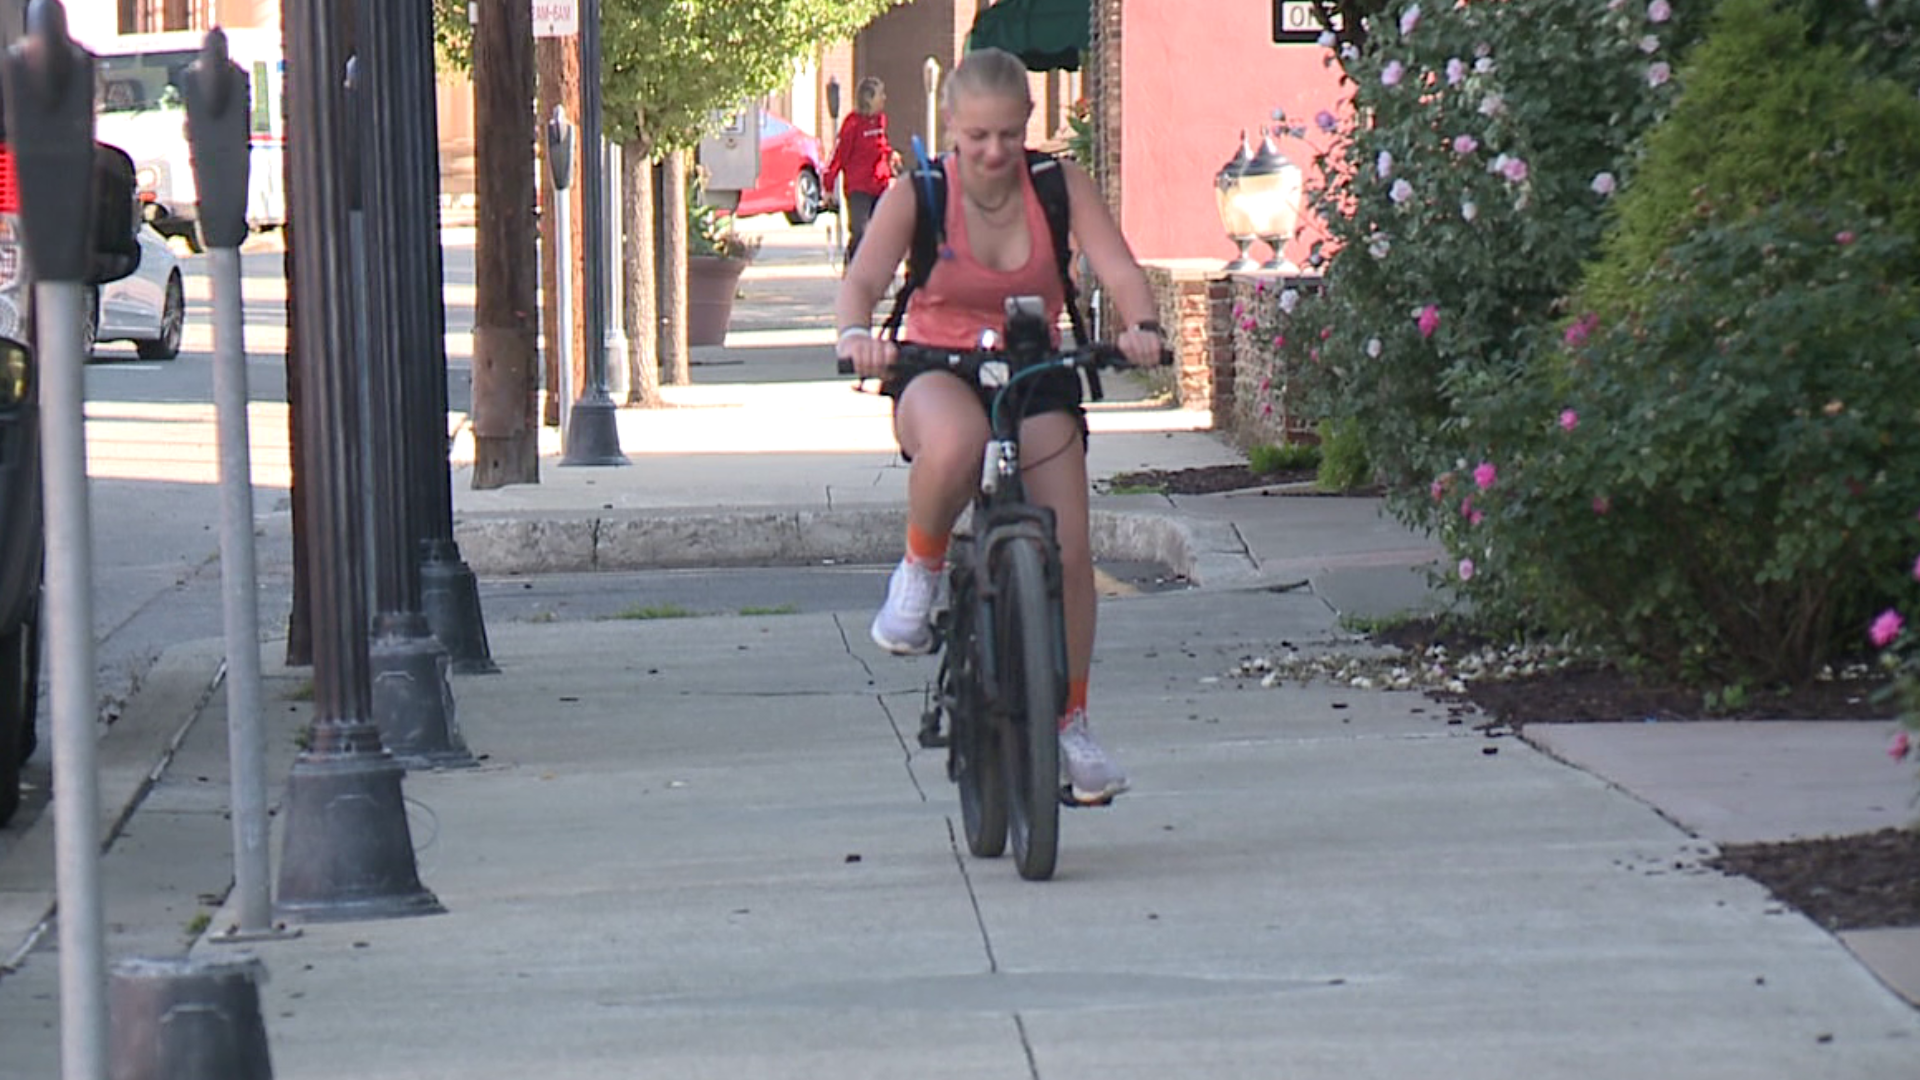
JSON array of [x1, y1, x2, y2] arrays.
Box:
[[601, 0, 897, 152], [599, 0, 896, 389]]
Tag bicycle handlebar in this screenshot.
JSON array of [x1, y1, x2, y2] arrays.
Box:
[[834, 342, 1168, 378]]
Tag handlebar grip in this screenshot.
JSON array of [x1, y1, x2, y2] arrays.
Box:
[[837, 357, 855, 376]]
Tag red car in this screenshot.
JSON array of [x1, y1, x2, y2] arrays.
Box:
[[732, 112, 825, 225]]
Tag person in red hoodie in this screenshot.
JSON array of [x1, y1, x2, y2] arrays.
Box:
[[822, 77, 901, 265]]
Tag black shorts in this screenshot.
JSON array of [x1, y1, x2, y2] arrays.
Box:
[[881, 358, 1088, 462], [880, 359, 1087, 429]]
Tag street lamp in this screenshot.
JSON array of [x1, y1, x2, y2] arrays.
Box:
[[1214, 131, 1256, 271], [1240, 130, 1303, 271]]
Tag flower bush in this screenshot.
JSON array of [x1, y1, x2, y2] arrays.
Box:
[[1459, 205, 1920, 684], [1451, 0, 1920, 685], [1259, 0, 1704, 511]]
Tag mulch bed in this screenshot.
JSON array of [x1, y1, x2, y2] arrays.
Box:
[[1144, 461, 1920, 931]]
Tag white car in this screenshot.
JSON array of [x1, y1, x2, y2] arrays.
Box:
[[82, 222, 184, 360]]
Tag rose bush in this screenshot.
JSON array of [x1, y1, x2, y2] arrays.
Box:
[[1253, 0, 1702, 510], [1452, 0, 1920, 685]]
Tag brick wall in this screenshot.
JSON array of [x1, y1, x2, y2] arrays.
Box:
[[1227, 273, 1325, 448], [860, 0, 980, 154], [1142, 266, 1232, 417]]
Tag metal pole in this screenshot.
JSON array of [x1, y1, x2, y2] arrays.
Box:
[[273, 0, 441, 924], [560, 0, 628, 466], [39, 281, 106, 1080], [181, 31, 280, 937], [208, 245, 275, 934], [357, 4, 469, 768], [398, 0, 497, 673], [604, 139, 629, 400], [556, 177, 575, 443], [2, 7, 107, 1074]]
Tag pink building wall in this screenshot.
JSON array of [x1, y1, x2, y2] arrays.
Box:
[[1119, 4, 1346, 267]]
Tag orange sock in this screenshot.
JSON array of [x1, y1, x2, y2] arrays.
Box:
[[1060, 676, 1089, 729], [906, 522, 949, 569]]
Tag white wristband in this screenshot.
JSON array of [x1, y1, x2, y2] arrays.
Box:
[[838, 326, 873, 345]]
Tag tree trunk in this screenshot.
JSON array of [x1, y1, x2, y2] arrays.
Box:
[[660, 149, 690, 386], [470, 0, 540, 489], [622, 135, 663, 407], [535, 37, 584, 428]]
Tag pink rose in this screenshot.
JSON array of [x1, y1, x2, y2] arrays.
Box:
[[1559, 409, 1579, 432], [1911, 553, 1920, 582], [1457, 558, 1475, 582], [1501, 157, 1529, 183], [1452, 134, 1478, 155], [1382, 60, 1407, 87], [1473, 461, 1497, 490], [1835, 231, 1856, 246], [1592, 496, 1611, 516], [1870, 609, 1905, 649], [1417, 304, 1440, 339]]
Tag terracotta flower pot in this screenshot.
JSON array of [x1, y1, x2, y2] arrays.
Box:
[[687, 254, 750, 346]]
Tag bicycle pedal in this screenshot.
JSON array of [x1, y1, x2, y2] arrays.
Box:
[[917, 713, 949, 749]]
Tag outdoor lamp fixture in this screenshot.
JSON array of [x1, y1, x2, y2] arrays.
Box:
[[1238, 131, 1304, 271], [1214, 131, 1257, 271]]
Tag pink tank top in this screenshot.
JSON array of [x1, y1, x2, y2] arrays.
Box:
[[903, 158, 1065, 349]]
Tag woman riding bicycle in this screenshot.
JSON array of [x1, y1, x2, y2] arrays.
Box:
[[833, 47, 1166, 806]]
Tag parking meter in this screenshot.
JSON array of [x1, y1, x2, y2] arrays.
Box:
[[546, 105, 575, 191], [1, 4, 113, 1077], [546, 106, 575, 440], [2, 0, 93, 282], [182, 27, 251, 250], [827, 76, 841, 122], [183, 26, 277, 941]]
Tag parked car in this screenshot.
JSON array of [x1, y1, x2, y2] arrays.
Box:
[[82, 221, 183, 360], [0, 134, 144, 825], [731, 111, 825, 226]]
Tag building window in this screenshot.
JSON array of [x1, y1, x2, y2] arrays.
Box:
[[121, 0, 201, 33]]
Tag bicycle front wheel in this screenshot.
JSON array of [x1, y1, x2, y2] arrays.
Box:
[[947, 544, 1007, 857], [995, 537, 1063, 881]]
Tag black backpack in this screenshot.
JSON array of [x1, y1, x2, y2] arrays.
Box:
[[880, 149, 1091, 353]]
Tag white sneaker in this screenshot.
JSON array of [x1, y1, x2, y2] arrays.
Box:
[[1059, 710, 1129, 804], [871, 557, 939, 655]]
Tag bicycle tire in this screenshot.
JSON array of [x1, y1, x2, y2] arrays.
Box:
[[946, 548, 1008, 857], [996, 537, 1063, 881]]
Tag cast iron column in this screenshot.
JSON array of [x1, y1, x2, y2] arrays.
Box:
[[356, 4, 473, 765], [273, 0, 442, 923], [559, 0, 628, 466], [393, 0, 498, 673]]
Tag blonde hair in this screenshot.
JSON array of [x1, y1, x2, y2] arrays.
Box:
[[855, 77, 885, 115], [940, 47, 1033, 115]]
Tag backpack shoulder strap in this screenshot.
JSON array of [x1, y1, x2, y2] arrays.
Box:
[[1024, 150, 1093, 354], [880, 152, 948, 341]]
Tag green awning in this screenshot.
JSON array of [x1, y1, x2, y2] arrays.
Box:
[[966, 0, 1089, 73]]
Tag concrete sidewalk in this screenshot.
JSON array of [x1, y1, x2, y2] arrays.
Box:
[[2, 216, 1918, 1077]]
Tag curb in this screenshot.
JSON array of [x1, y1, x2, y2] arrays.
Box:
[[452, 507, 1262, 587], [1, 641, 228, 970]]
